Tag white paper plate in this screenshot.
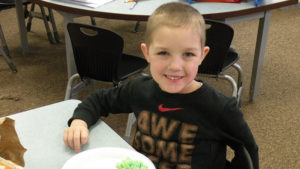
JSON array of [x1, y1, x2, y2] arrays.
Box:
[[61, 147, 156, 169]]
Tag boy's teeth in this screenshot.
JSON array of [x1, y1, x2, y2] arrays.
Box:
[[168, 76, 180, 80]]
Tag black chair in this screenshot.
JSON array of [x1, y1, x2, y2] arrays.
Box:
[[64, 23, 148, 100], [0, 2, 17, 72], [197, 19, 243, 105]]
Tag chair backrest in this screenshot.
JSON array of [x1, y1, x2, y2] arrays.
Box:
[[198, 19, 234, 75], [67, 23, 124, 82]]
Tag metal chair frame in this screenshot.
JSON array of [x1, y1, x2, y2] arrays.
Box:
[[25, 2, 60, 43], [0, 24, 17, 72]]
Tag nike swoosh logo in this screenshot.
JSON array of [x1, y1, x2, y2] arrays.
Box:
[[158, 104, 183, 112]]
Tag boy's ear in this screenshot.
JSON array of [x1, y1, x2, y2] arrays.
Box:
[[199, 46, 210, 64], [141, 43, 150, 63]]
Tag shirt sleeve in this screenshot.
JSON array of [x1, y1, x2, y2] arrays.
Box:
[[218, 98, 259, 169], [68, 80, 134, 128]]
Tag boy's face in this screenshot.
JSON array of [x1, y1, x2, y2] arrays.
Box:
[[141, 26, 209, 94]]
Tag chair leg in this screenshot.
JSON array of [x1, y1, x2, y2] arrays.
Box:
[[232, 63, 243, 106], [220, 74, 243, 106], [134, 21, 140, 32], [64, 73, 80, 100], [38, 5, 55, 44], [90, 17, 96, 25], [70, 80, 90, 98], [219, 75, 238, 98], [232, 63, 243, 90], [0, 25, 17, 72], [64, 74, 91, 100], [0, 27, 10, 58], [0, 48, 17, 72], [124, 113, 136, 143], [26, 3, 35, 32], [26, 3, 60, 44], [23, 3, 30, 18], [47, 8, 60, 43]]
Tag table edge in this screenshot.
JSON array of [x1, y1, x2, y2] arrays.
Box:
[[29, 0, 298, 20]]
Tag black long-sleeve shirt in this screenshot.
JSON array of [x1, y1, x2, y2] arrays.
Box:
[[69, 76, 259, 169]]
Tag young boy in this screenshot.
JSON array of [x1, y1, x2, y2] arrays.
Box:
[[63, 2, 259, 169]]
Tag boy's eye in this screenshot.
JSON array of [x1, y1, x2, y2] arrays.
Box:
[[184, 52, 195, 57], [158, 51, 168, 55]]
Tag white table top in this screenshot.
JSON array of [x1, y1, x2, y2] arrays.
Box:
[[32, 0, 297, 20], [46, 0, 255, 15], [8, 99, 132, 169]]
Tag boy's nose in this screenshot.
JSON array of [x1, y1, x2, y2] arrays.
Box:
[[168, 56, 183, 71]]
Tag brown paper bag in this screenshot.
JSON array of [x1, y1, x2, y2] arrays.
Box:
[[0, 117, 26, 167]]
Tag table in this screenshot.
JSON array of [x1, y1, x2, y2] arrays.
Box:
[[15, 0, 297, 102], [7, 99, 133, 169]]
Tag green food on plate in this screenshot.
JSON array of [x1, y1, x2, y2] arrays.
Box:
[[116, 157, 148, 169]]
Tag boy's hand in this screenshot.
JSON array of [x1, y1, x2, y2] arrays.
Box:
[[63, 119, 89, 152]]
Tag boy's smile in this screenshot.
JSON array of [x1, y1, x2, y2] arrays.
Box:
[[141, 26, 209, 94]]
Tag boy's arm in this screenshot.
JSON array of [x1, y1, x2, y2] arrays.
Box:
[[64, 81, 134, 152], [219, 98, 259, 169], [68, 83, 133, 128]]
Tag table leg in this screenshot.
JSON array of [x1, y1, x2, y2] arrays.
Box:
[[249, 10, 271, 102], [15, 0, 29, 55]]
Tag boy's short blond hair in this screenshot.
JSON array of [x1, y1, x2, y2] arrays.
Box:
[[145, 2, 206, 50]]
